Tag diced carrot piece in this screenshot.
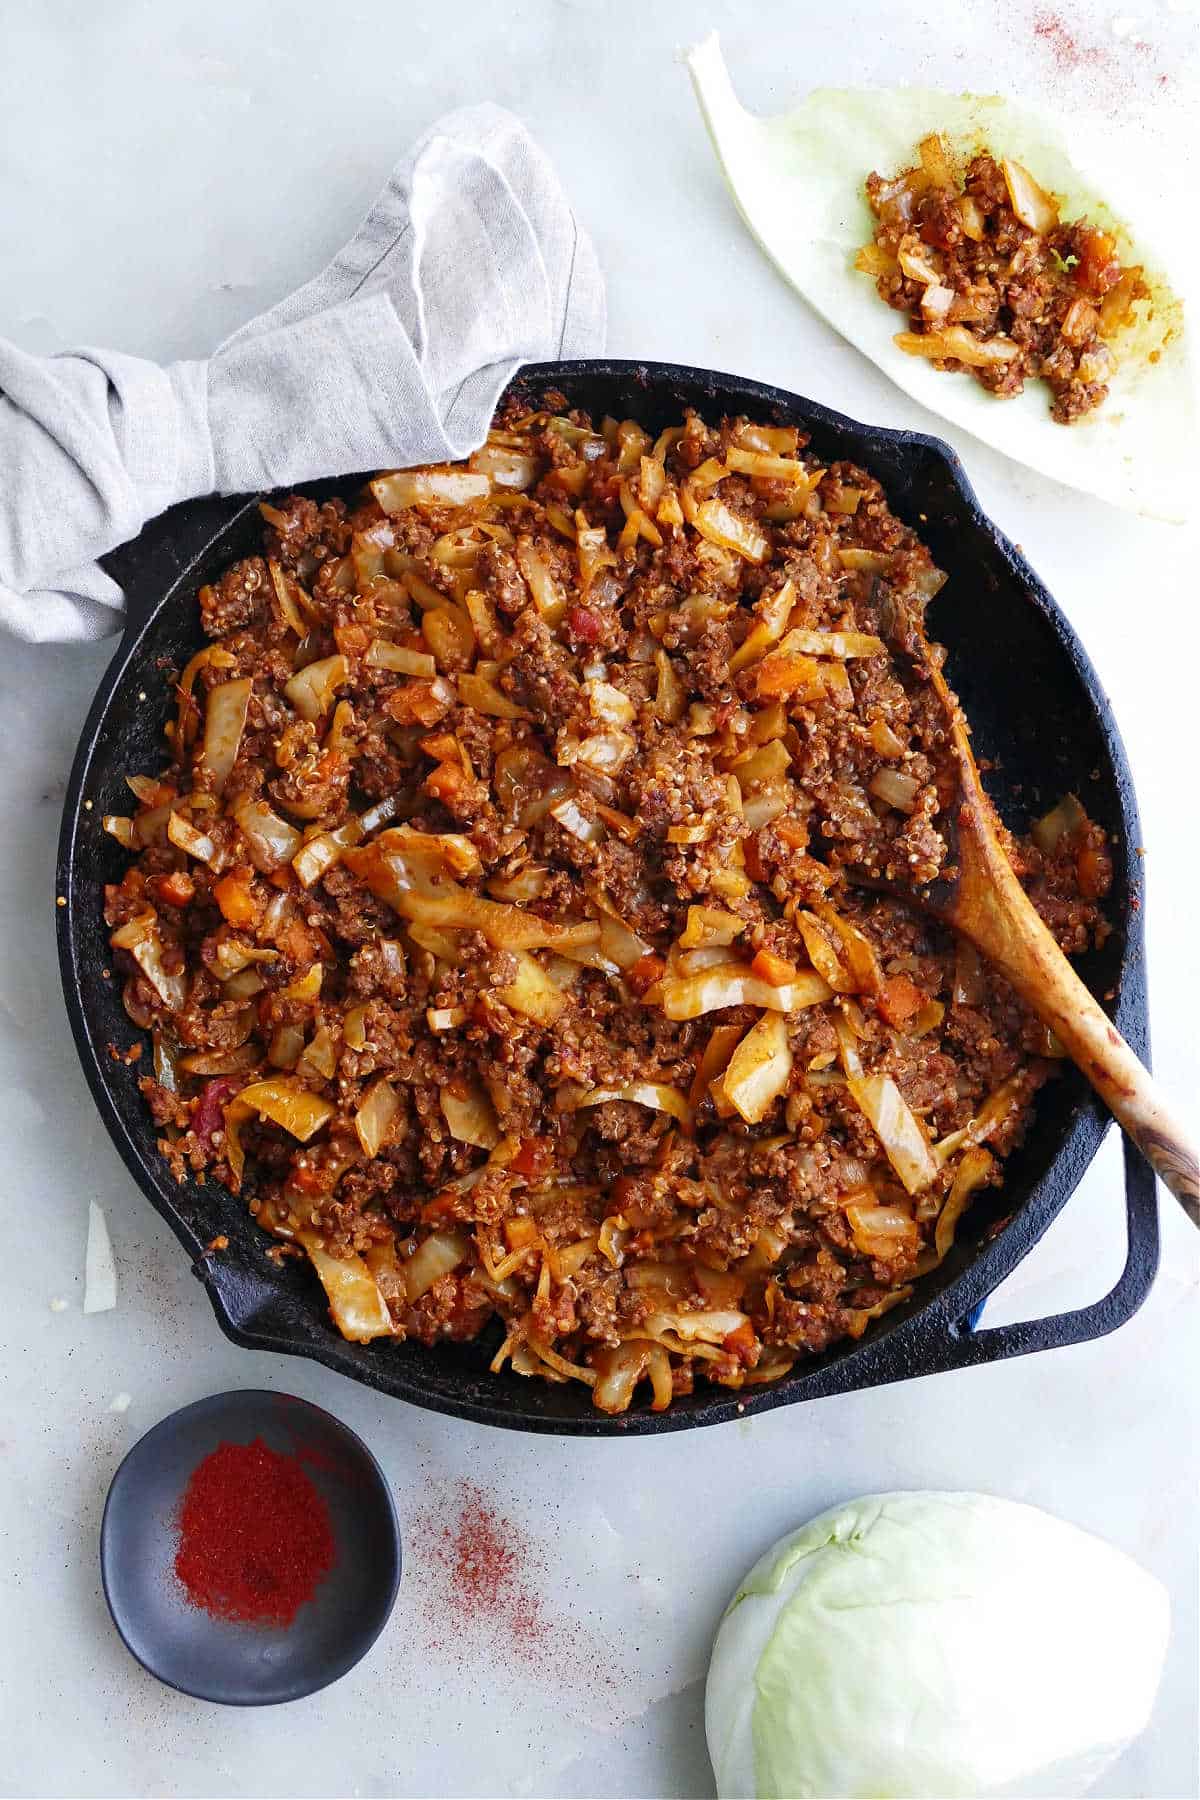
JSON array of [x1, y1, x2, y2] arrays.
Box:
[[751, 947, 799, 986], [1076, 845, 1112, 900], [755, 653, 824, 700], [213, 868, 259, 929], [419, 731, 460, 762], [334, 622, 371, 657], [722, 1320, 758, 1365], [152, 870, 196, 909], [423, 761, 470, 805], [384, 680, 452, 727], [876, 973, 927, 1029]]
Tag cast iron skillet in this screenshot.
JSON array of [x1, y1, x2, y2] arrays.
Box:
[[56, 359, 1159, 1436]]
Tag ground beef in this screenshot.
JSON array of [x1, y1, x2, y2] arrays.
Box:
[[106, 403, 1111, 1416], [199, 558, 272, 637]]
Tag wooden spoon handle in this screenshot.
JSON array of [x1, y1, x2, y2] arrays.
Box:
[[1032, 962, 1198, 1221], [960, 832, 1198, 1223]]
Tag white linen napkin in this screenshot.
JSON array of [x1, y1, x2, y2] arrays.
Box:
[[0, 104, 605, 645]]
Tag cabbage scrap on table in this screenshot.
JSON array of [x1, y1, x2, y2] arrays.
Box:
[[687, 33, 1191, 521]]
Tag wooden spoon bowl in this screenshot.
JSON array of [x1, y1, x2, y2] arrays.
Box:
[[898, 650, 1197, 1221]]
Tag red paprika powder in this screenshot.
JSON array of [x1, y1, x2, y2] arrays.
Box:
[[173, 1437, 336, 1627], [415, 1481, 555, 1665]]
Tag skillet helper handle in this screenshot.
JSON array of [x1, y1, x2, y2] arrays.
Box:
[[986, 898, 1198, 1223], [940, 1128, 1160, 1369], [945, 686, 1199, 1222], [100, 493, 260, 639], [1046, 985, 1199, 1222]]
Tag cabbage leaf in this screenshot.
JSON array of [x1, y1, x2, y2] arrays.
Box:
[[687, 34, 1192, 522]]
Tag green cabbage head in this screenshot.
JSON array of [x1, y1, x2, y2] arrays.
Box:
[[705, 1491, 1168, 1799]]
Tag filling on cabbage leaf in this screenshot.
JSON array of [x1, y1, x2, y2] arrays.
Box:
[[687, 33, 1191, 520]]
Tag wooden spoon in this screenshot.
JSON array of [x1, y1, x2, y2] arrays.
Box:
[[901, 656, 1197, 1223]]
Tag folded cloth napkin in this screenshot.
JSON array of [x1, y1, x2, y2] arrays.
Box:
[[0, 103, 604, 645]]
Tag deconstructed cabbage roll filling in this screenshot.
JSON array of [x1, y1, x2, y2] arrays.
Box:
[[103, 400, 1111, 1413]]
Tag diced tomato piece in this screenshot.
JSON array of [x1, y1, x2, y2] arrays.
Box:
[[743, 837, 768, 882], [511, 1138, 551, 1178], [421, 1191, 460, 1223], [1074, 227, 1119, 294], [288, 1162, 329, 1197], [565, 605, 601, 644], [627, 953, 666, 996], [192, 1076, 243, 1152]]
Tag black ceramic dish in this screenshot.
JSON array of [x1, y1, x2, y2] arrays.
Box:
[[57, 359, 1159, 1436], [100, 1390, 401, 1704]]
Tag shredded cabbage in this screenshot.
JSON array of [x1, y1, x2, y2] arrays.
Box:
[[355, 1078, 399, 1158], [577, 1083, 694, 1128], [662, 964, 832, 1021], [201, 677, 252, 790], [720, 1014, 793, 1125], [299, 1236, 393, 1341], [404, 1229, 469, 1300], [441, 1083, 502, 1150]]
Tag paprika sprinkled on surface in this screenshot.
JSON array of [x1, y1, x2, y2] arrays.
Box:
[[1032, 9, 1112, 77], [1026, 5, 1171, 100], [411, 1480, 566, 1667], [430, 1481, 550, 1651], [407, 1478, 627, 1710], [173, 1437, 336, 1627]]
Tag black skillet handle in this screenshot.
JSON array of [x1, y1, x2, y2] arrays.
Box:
[[921, 1127, 1160, 1375], [100, 492, 263, 639]]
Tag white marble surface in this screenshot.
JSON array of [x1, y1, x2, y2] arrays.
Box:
[[1, 3, 1198, 1796]]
